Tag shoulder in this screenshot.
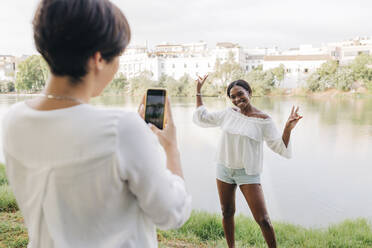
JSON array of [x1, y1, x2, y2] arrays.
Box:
[[230, 107, 271, 120], [115, 110, 159, 160], [253, 112, 270, 120], [197, 105, 230, 113], [115, 110, 154, 141], [4, 101, 27, 117], [2, 101, 29, 127], [251, 107, 270, 119]]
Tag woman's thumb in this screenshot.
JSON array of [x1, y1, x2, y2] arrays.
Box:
[[148, 123, 160, 134]]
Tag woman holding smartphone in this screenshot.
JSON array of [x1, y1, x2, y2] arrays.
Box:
[[2, 0, 191, 247], [193, 75, 302, 248]]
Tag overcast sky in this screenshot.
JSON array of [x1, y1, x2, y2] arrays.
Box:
[[1, 0, 371, 55]]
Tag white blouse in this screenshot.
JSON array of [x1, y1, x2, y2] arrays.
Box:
[[193, 105, 292, 175], [2, 102, 192, 248]]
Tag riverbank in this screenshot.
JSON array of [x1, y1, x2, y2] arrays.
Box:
[[1, 211, 372, 247], [1, 165, 372, 247], [1, 88, 371, 98], [266, 87, 372, 98]]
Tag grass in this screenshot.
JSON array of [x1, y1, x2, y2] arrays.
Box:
[[0, 185, 18, 212], [0, 211, 28, 248], [1, 163, 372, 247], [158, 212, 372, 247], [0, 165, 18, 212], [0, 165, 8, 185]]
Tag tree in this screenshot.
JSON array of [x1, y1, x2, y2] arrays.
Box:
[[7, 82, 15, 92], [161, 75, 179, 96], [210, 52, 245, 86], [305, 56, 372, 92], [306, 60, 339, 92], [179, 74, 196, 96], [244, 69, 265, 95], [349, 54, 372, 90], [349, 54, 372, 82], [335, 67, 354, 91], [15, 55, 49, 93], [128, 71, 156, 96], [104, 73, 129, 94], [203, 52, 246, 96], [157, 74, 168, 88], [242, 65, 284, 96], [270, 64, 285, 82]]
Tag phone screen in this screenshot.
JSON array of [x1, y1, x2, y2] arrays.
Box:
[[145, 89, 166, 129]]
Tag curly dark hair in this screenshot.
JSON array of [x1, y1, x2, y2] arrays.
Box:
[[33, 0, 131, 84], [226, 80, 252, 97]]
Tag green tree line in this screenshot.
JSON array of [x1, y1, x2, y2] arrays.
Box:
[[306, 54, 372, 92], [8, 53, 372, 96]]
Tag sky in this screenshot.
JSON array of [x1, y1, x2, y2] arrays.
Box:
[[0, 0, 371, 56]]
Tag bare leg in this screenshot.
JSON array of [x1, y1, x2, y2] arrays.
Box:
[[239, 184, 277, 248], [216, 179, 237, 248]]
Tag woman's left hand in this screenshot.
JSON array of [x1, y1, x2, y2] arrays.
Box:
[[285, 106, 302, 131], [137, 94, 145, 119]]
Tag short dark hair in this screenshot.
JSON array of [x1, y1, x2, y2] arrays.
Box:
[[227, 80, 252, 97], [33, 0, 131, 84]]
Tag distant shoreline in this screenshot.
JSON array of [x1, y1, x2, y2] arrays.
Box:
[[0, 89, 371, 98]]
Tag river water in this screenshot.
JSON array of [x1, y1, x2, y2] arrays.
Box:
[[0, 94, 371, 228]]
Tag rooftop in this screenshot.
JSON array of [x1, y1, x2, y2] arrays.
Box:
[[264, 54, 332, 61]]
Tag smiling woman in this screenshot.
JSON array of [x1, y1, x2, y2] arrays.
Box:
[[193, 76, 302, 248]]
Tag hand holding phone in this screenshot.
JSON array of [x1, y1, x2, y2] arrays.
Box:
[[144, 89, 167, 130], [137, 91, 182, 178], [138, 88, 176, 148]]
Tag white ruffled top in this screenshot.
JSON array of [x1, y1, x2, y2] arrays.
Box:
[[193, 105, 292, 175]]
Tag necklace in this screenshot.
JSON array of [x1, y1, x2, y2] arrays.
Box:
[[40, 93, 86, 104]]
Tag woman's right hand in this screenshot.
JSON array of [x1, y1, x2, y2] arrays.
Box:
[[196, 74, 208, 92], [138, 96, 183, 178], [148, 97, 178, 153]]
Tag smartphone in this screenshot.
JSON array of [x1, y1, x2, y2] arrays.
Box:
[[144, 89, 167, 130]]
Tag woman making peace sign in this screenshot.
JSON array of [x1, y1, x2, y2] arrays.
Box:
[[193, 75, 302, 248]]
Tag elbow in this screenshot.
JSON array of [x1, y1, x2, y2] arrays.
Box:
[[278, 146, 292, 159], [281, 140, 292, 159], [280, 147, 292, 159], [156, 195, 192, 230], [192, 113, 202, 126], [282, 153, 292, 159]]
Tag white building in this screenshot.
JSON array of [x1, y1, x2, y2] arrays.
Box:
[[263, 54, 333, 88], [212, 42, 244, 65], [242, 46, 281, 72], [327, 36, 372, 65], [0, 55, 16, 81], [282, 44, 329, 56], [243, 54, 264, 71], [118, 36, 372, 84], [119, 46, 150, 78], [119, 42, 224, 80]]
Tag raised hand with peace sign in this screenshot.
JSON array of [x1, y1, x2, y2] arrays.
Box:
[[285, 106, 303, 131], [196, 74, 208, 93]]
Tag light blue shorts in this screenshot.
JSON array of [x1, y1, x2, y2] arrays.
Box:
[[216, 164, 261, 186]]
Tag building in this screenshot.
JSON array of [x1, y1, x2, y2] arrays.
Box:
[[212, 42, 243, 65], [119, 42, 216, 80], [242, 46, 280, 72], [263, 54, 333, 88], [118, 36, 372, 85], [327, 36, 372, 65], [119, 46, 150, 79], [0, 55, 16, 81], [154, 42, 208, 57], [0, 55, 17, 92]]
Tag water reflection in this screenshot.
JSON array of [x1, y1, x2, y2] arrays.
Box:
[[0, 94, 371, 227]]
